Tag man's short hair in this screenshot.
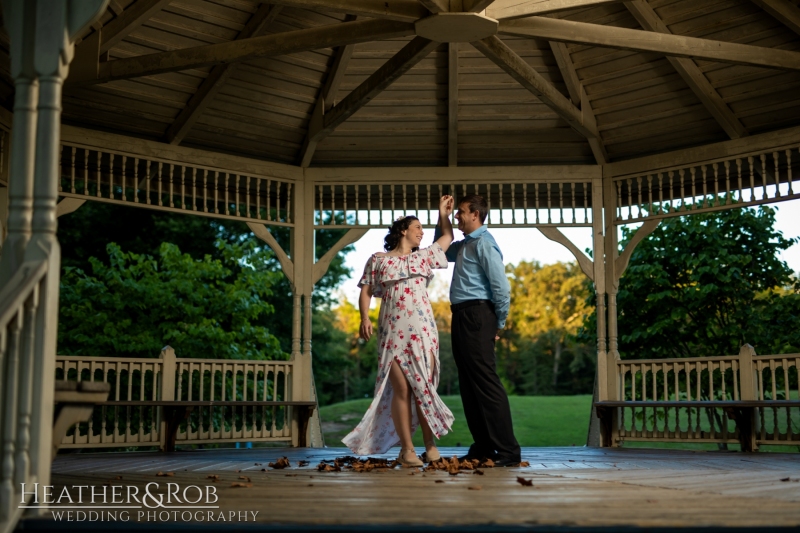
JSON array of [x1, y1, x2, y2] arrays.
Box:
[[458, 194, 488, 224]]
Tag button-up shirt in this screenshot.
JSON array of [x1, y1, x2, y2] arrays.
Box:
[[434, 224, 511, 329]]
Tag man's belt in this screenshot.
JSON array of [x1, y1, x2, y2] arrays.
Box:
[[451, 299, 495, 313]]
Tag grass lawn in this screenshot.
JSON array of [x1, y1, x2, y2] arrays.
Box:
[[320, 394, 593, 448]]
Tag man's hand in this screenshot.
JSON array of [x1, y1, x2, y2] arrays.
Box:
[[495, 328, 503, 341], [360, 318, 373, 341]]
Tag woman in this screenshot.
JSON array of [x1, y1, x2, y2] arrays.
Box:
[[342, 195, 456, 467]]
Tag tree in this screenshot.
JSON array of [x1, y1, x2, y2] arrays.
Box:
[[501, 261, 595, 395], [59, 241, 285, 360], [617, 206, 800, 359]]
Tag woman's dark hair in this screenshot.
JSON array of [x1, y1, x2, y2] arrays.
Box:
[[384, 215, 420, 252]]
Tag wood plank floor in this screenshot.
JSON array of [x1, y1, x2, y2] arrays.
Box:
[[26, 447, 800, 529]]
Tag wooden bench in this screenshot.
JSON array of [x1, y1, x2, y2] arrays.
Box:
[[594, 400, 800, 452], [99, 400, 318, 452], [53, 380, 111, 459]]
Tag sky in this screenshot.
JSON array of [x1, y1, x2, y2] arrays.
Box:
[[334, 198, 800, 305]]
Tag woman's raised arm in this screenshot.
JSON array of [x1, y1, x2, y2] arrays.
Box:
[[434, 195, 454, 252]]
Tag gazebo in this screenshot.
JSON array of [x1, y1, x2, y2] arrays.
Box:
[[1, 0, 799, 530]]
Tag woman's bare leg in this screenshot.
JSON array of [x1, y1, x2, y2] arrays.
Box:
[[416, 356, 439, 458], [389, 361, 415, 457]]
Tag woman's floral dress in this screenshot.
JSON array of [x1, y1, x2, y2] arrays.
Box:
[[342, 243, 455, 455]]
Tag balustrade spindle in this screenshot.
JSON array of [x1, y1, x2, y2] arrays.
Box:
[[180, 166, 186, 209], [584, 182, 590, 223], [759, 154, 768, 201], [523, 183, 528, 224], [213, 171, 219, 214], [367, 185, 373, 225], [677, 169, 686, 211], [202, 171, 208, 213], [647, 175, 653, 215], [146, 161, 152, 204], [330, 185, 336, 226], [157, 162, 164, 206], [133, 157, 140, 203], [773, 152, 781, 198], [69, 146, 76, 193], [317, 184, 322, 225], [356, 185, 361, 224], [558, 183, 564, 224], [747, 156, 756, 202], [378, 185, 384, 225], [121, 155, 128, 201], [166, 163, 174, 207], [788, 149, 794, 195], [266, 179, 272, 221], [342, 185, 348, 224], [109, 154, 116, 199], [615, 180, 622, 220], [626, 178, 633, 219], [287, 182, 292, 225], [636, 176, 643, 218], [690, 167, 697, 209], [667, 171, 675, 211], [546, 183, 552, 224], [191, 168, 197, 211], [390, 184, 396, 220], [96, 151, 102, 199], [535, 183, 541, 224], [255, 178, 261, 219], [712, 163, 720, 207], [735, 159, 743, 203], [487, 183, 492, 224], [724, 160, 732, 205], [414, 184, 419, 219], [245, 176, 252, 218]]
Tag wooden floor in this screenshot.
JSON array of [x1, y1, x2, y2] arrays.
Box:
[[24, 447, 800, 529]]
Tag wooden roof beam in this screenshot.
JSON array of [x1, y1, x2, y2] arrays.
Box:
[[419, 0, 449, 13], [449, 43, 458, 166], [487, 0, 625, 20], [67, 19, 416, 85], [751, 0, 800, 36], [472, 36, 603, 145], [499, 17, 800, 71], [98, 0, 172, 54], [268, 0, 427, 22], [464, 0, 497, 11], [299, 17, 357, 167], [306, 37, 439, 154], [164, 4, 283, 146], [549, 42, 608, 164], [624, 0, 747, 140]]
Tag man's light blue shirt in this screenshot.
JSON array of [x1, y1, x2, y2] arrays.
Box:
[[434, 224, 511, 329]]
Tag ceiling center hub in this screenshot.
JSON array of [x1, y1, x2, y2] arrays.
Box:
[[415, 12, 499, 43]]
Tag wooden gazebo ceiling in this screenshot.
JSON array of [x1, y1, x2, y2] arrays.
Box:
[[6, 0, 800, 168]]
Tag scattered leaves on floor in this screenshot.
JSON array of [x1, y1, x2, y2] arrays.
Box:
[[206, 475, 219, 482], [434, 480, 445, 484], [239, 475, 251, 482], [519, 461, 530, 467], [473, 469, 484, 476], [297, 460, 310, 467], [156, 472, 174, 477], [468, 485, 482, 490], [231, 482, 252, 488], [268, 457, 291, 469], [516, 477, 533, 487]]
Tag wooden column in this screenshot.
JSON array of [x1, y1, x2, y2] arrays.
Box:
[[602, 175, 620, 446]]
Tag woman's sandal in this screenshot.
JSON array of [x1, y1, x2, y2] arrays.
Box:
[[397, 448, 423, 467], [422, 441, 441, 463]]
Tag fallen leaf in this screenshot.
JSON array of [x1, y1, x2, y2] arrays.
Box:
[[230, 482, 252, 488], [268, 457, 291, 469], [307, 484, 314, 487], [239, 475, 251, 482], [516, 477, 533, 487], [261, 468, 267, 472], [519, 461, 530, 467], [297, 460, 310, 467], [434, 480, 444, 484], [254, 463, 262, 466], [156, 472, 174, 477], [473, 469, 484, 476], [482, 459, 495, 468], [206, 475, 220, 481], [285, 474, 297, 477], [780, 477, 791, 482], [235, 469, 241, 473], [113, 476, 123, 480], [468, 485, 482, 490], [568, 460, 575, 462]]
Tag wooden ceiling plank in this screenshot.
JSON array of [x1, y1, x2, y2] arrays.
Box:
[[306, 37, 440, 155], [471, 35, 603, 148], [624, 0, 747, 140], [268, 0, 428, 22], [299, 17, 357, 167], [71, 19, 417, 85], [751, 0, 800, 36], [164, 4, 284, 145], [449, 42, 459, 166], [549, 41, 608, 163], [487, 0, 626, 20], [419, 0, 450, 13], [100, 0, 174, 54], [499, 17, 800, 71]]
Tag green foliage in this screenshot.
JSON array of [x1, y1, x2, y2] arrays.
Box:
[[59, 240, 286, 360], [616, 206, 800, 359]]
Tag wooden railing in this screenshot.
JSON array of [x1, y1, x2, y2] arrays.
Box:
[[55, 348, 299, 449], [610, 345, 800, 447], [0, 260, 48, 530], [611, 144, 800, 224]]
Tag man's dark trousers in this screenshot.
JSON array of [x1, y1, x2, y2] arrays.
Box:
[[451, 300, 521, 461]]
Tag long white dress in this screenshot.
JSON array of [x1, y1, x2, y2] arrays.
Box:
[[342, 243, 455, 455]]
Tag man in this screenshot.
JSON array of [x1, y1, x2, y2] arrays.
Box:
[[434, 194, 521, 467]]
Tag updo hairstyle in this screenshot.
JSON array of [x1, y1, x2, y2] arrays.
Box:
[[384, 215, 420, 252]]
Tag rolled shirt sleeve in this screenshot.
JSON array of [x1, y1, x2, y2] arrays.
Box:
[[477, 236, 511, 329]]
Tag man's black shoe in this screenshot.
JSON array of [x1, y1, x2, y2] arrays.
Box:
[[494, 457, 522, 467]]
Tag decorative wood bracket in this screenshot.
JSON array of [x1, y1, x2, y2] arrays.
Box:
[[56, 198, 86, 217], [313, 228, 368, 284], [614, 219, 660, 280], [247, 222, 294, 285], [537, 227, 594, 281]]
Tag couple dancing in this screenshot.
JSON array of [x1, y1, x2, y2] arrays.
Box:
[[343, 194, 521, 468]]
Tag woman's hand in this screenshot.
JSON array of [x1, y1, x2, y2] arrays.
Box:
[[360, 318, 373, 341], [439, 195, 454, 216]]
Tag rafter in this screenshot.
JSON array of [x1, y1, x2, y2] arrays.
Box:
[[299, 17, 357, 167], [165, 4, 283, 145], [487, 0, 625, 19], [67, 19, 417, 85], [98, 0, 172, 54], [472, 36, 604, 146], [499, 17, 800, 71], [268, 0, 427, 22], [751, 0, 800, 36], [549, 42, 607, 163], [624, 0, 747, 140], [448, 43, 458, 166], [464, 0, 497, 11], [419, 0, 449, 12], [306, 37, 439, 154]]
